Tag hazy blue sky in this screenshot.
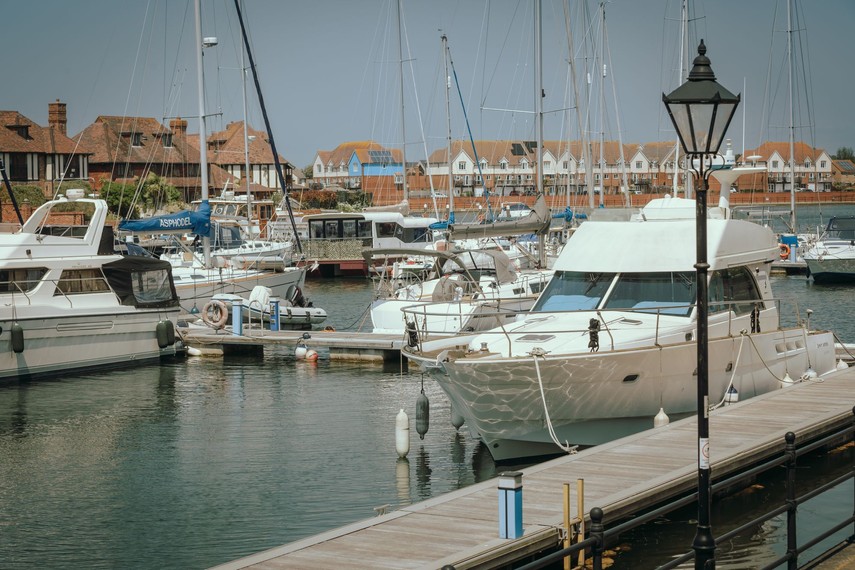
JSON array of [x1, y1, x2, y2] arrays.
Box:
[[5, 0, 852, 168]]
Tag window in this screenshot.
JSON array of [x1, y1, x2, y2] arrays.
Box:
[[563, 161, 568, 169], [820, 160, 827, 168], [131, 132, 142, 146], [162, 134, 173, 148], [458, 161, 466, 171], [772, 160, 779, 169], [8, 153, 29, 181], [500, 161, 508, 170], [544, 161, 552, 170], [635, 161, 643, 169], [603, 271, 696, 316], [376, 222, 396, 238], [55, 268, 111, 295], [709, 266, 762, 315], [532, 271, 615, 312], [0, 267, 48, 294]]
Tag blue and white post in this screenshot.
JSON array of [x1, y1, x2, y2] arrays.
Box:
[[498, 471, 523, 539], [269, 297, 280, 332], [231, 298, 243, 336]]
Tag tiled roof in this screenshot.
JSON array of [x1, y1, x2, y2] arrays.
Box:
[[742, 141, 826, 163], [427, 140, 643, 166], [73, 116, 196, 165], [0, 109, 89, 155], [318, 141, 398, 166], [206, 121, 292, 168], [832, 159, 855, 174]]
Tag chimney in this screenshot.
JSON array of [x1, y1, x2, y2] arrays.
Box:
[[170, 117, 188, 135], [48, 99, 67, 135]]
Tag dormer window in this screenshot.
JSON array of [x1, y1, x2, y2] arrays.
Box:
[[520, 158, 529, 168], [804, 159, 811, 168], [499, 159, 508, 170], [162, 134, 173, 148], [6, 125, 30, 139], [132, 132, 142, 147]]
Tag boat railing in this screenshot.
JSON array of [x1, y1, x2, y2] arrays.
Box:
[[402, 297, 799, 355]]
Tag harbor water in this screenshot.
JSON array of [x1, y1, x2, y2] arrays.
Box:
[[1, 206, 854, 569]]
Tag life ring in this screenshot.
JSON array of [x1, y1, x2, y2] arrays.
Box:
[[202, 299, 229, 329], [779, 244, 791, 259]]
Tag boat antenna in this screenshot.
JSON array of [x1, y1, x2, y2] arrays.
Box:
[[232, 0, 302, 254]]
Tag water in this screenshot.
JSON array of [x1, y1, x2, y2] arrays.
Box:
[[1, 240, 853, 569]]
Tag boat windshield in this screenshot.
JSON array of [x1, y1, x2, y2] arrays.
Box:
[[827, 217, 855, 240], [531, 271, 615, 312], [602, 271, 696, 316]]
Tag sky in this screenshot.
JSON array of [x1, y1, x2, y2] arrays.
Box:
[[4, 0, 853, 169]]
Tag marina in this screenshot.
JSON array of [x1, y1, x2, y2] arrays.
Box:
[[0, 276, 852, 569], [2, 1, 855, 568]]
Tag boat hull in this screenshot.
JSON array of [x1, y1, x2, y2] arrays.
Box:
[[408, 328, 837, 462], [0, 310, 179, 380], [173, 267, 305, 312]]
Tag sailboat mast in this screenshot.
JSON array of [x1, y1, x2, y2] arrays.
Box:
[[787, 0, 796, 231], [233, 0, 302, 253], [396, 0, 408, 202], [535, 0, 546, 268], [443, 34, 454, 212], [598, 1, 605, 208], [240, 26, 252, 235], [194, 0, 211, 265]]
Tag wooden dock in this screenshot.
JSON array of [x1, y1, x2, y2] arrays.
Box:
[[210, 366, 854, 570], [180, 327, 405, 361]]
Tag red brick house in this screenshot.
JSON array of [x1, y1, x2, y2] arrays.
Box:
[[0, 100, 92, 197]]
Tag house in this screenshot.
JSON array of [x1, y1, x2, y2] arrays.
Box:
[[312, 141, 405, 197], [831, 160, 855, 190], [0, 100, 92, 197], [741, 141, 833, 192], [205, 120, 294, 196]]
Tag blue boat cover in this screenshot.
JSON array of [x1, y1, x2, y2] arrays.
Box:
[[119, 200, 211, 236]]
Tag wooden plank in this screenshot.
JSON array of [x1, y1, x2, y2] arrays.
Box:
[[211, 367, 854, 570]]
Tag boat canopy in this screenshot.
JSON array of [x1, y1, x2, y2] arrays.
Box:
[[447, 194, 551, 239], [102, 256, 180, 308]]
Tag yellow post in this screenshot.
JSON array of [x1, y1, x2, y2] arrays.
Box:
[[563, 483, 571, 570], [577, 478, 585, 568]]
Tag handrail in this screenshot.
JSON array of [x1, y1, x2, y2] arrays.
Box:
[[505, 412, 854, 570]]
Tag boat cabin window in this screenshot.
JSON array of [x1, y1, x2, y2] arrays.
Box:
[[308, 219, 372, 239], [376, 222, 396, 238], [532, 271, 615, 312], [54, 268, 111, 295], [399, 226, 431, 243], [709, 267, 762, 315], [827, 217, 855, 240], [0, 267, 49, 294], [603, 271, 696, 316]]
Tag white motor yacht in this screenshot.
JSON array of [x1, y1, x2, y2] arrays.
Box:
[[803, 216, 855, 282], [403, 196, 840, 462], [0, 191, 181, 380]]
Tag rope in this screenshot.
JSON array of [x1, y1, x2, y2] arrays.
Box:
[[530, 348, 577, 455], [710, 333, 748, 411]]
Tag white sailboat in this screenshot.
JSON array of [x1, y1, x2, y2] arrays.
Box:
[[120, 0, 305, 312]]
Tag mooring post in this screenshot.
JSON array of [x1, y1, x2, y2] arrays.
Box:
[[590, 506, 604, 570], [498, 471, 523, 539], [269, 297, 280, 332], [232, 298, 243, 336], [785, 431, 797, 570]]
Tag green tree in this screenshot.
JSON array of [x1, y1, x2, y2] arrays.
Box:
[[101, 181, 140, 219], [1, 185, 49, 208], [833, 147, 854, 160], [302, 164, 314, 179], [140, 172, 183, 213]]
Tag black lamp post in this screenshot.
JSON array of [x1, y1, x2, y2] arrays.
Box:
[[662, 40, 740, 570]]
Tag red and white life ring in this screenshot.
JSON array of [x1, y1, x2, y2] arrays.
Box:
[[201, 299, 229, 329], [779, 244, 791, 259]]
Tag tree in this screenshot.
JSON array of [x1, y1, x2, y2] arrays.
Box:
[[833, 147, 854, 160], [101, 181, 140, 219], [140, 173, 183, 213], [302, 164, 314, 179], [2, 185, 49, 208]]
